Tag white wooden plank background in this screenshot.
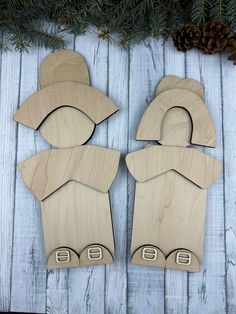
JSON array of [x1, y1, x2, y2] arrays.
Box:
[[0, 32, 235, 314]]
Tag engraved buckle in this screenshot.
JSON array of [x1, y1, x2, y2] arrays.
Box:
[[176, 251, 192, 265], [56, 250, 71, 263], [142, 247, 158, 261], [87, 247, 103, 260]]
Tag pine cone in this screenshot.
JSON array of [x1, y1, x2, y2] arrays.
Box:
[[225, 33, 236, 65], [200, 21, 229, 54], [173, 24, 201, 52]]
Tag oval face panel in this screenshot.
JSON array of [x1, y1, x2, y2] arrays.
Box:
[[160, 107, 192, 147], [40, 107, 95, 148]]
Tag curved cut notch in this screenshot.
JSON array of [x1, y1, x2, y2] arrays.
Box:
[[47, 247, 80, 269], [13, 82, 118, 129], [80, 244, 113, 266], [136, 88, 216, 147], [166, 249, 200, 272], [131, 245, 166, 268]]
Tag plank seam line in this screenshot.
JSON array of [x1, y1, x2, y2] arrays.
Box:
[[125, 45, 131, 314], [10, 51, 22, 311], [220, 51, 228, 314]]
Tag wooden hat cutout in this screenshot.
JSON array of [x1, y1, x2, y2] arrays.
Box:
[[126, 76, 222, 272], [14, 50, 118, 148], [156, 75, 204, 100], [39, 50, 94, 147], [156, 76, 204, 147], [13, 82, 118, 147], [136, 86, 216, 148], [40, 49, 90, 88]]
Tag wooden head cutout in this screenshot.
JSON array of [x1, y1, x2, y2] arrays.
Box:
[[136, 77, 216, 147], [13, 50, 118, 148]]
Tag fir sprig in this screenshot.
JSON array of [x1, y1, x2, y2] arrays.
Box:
[[0, 0, 235, 51]]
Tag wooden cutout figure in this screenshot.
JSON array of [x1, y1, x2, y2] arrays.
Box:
[[14, 50, 120, 269], [126, 76, 222, 272]]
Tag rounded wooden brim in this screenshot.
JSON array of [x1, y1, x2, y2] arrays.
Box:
[[40, 49, 90, 88], [136, 88, 216, 147]]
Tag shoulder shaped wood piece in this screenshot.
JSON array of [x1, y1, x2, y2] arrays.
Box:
[[165, 249, 200, 272], [156, 75, 204, 100], [19, 145, 120, 200], [47, 247, 80, 269], [126, 145, 222, 188], [131, 245, 165, 268], [80, 244, 113, 266], [13, 82, 118, 129], [136, 88, 216, 147], [40, 49, 90, 88]]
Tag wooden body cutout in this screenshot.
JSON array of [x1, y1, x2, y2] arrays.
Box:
[[14, 50, 120, 269], [126, 76, 222, 272]]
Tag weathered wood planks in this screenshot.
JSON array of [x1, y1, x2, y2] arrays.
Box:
[[0, 46, 21, 312], [164, 40, 188, 314], [68, 32, 108, 314], [127, 38, 165, 314], [0, 34, 233, 314], [221, 52, 236, 314]]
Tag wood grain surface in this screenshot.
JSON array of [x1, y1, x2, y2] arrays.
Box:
[[0, 33, 233, 314], [40, 49, 90, 88], [14, 81, 118, 128], [136, 88, 216, 147], [39, 49, 95, 148], [19, 144, 120, 199]]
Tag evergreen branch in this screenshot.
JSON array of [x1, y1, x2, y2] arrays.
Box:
[[149, 9, 167, 37], [209, 0, 225, 21], [225, 0, 236, 31], [191, 0, 210, 24], [0, 0, 234, 51]]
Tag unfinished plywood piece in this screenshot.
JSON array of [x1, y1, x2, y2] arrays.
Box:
[[19, 145, 120, 268], [39, 107, 95, 148], [156, 76, 204, 147], [136, 88, 216, 147], [159, 107, 192, 147], [43, 181, 114, 269], [126, 146, 221, 272], [126, 145, 221, 188], [156, 75, 204, 100], [14, 50, 120, 269], [127, 76, 222, 271], [39, 50, 94, 148], [40, 49, 90, 88], [14, 81, 118, 129], [19, 145, 120, 200]]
